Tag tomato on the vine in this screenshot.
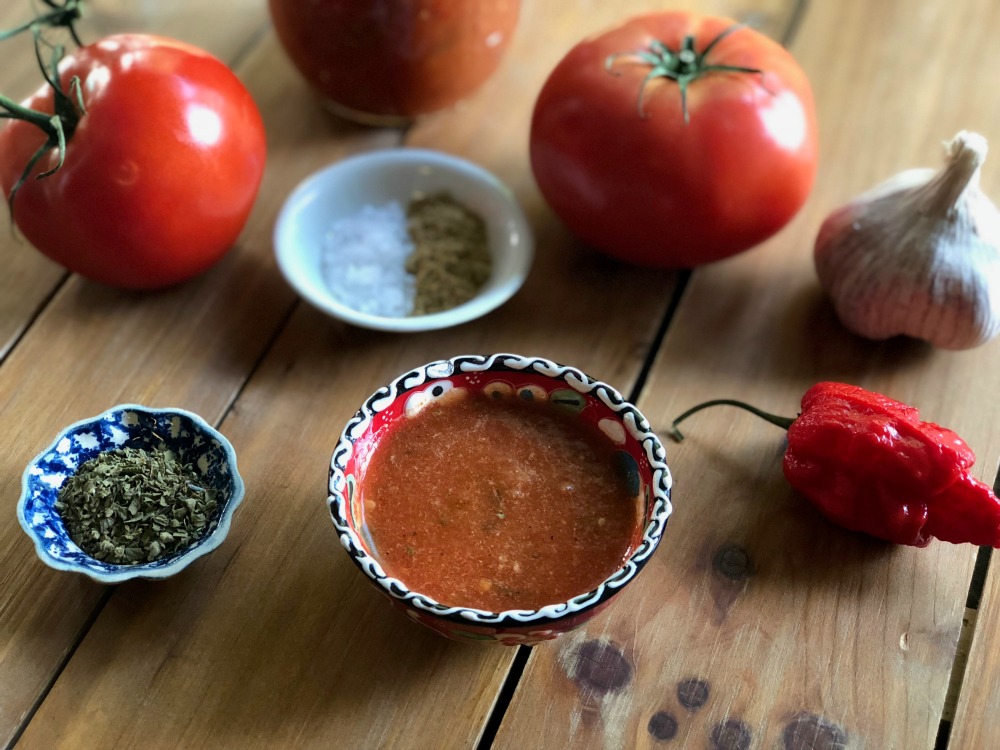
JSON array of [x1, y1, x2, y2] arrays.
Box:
[[0, 34, 267, 289], [530, 13, 818, 268]]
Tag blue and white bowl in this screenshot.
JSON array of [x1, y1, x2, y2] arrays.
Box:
[[18, 404, 245, 583]]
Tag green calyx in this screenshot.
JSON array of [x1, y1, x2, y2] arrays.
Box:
[[605, 23, 765, 123]]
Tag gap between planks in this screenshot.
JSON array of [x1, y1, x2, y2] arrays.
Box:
[[2, 56, 416, 750], [473, 3, 811, 745], [935, 533, 994, 748], [2, 285, 303, 750], [0, 13, 275, 370]]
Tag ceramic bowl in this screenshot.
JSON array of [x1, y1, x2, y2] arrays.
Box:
[[273, 148, 533, 332], [18, 404, 245, 584], [328, 353, 673, 645]]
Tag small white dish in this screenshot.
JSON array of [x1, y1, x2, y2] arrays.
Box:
[[273, 148, 534, 332]]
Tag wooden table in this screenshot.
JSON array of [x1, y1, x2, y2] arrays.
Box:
[[2, 0, 999, 747]]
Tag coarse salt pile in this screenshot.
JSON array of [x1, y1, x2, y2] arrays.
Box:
[[320, 202, 416, 316]]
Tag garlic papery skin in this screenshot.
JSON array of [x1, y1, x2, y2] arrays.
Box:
[[814, 131, 1000, 350]]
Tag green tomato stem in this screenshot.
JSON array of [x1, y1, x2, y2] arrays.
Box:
[[0, 0, 84, 46], [605, 23, 766, 123], [1, 29, 84, 211]]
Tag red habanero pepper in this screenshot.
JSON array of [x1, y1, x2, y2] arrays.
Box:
[[670, 382, 1000, 547]]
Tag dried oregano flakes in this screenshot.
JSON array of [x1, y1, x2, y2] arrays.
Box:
[[19, 405, 243, 581], [55, 446, 219, 565]]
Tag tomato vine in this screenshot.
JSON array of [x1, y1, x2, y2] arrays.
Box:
[[0, 34, 85, 209], [0, 0, 87, 209], [0, 0, 83, 45]]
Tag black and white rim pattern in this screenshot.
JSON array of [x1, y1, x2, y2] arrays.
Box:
[[328, 353, 673, 627]]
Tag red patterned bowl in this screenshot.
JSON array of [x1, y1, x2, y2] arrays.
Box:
[[328, 353, 672, 644]]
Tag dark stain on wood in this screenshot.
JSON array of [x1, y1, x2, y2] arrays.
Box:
[[710, 719, 752, 750], [713, 543, 755, 581], [782, 712, 848, 750], [573, 640, 633, 694], [709, 543, 755, 624], [677, 677, 710, 711], [647, 711, 678, 742]]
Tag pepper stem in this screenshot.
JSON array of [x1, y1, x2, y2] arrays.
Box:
[[669, 399, 796, 442]]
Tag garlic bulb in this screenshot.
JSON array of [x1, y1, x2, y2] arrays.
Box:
[[814, 131, 1000, 350]]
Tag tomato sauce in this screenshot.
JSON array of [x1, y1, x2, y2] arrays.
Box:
[[268, 0, 520, 122], [362, 390, 641, 612]]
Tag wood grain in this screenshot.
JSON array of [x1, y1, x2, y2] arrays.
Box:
[[922, 4, 1000, 744], [951, 569, 1000, 747], [6, 1, 792, 748], [492, 0, 1000, 749], [0, 0, 269, 362], [0, 33, 401, 747], [13, 0, 994, 747]]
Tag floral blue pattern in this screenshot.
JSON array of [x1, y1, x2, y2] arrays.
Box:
[[18, 404, 245, 583]]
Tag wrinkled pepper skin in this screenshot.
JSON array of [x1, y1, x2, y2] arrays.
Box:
[[784, 382, 1000, 547]]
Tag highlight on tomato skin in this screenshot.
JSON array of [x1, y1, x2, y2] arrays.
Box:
[[0, 34, 268, 290], [529, 12, 818, 269]]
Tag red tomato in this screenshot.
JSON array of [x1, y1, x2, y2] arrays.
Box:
[[0, 34, 267, 289], [530, 13, 817, 268]]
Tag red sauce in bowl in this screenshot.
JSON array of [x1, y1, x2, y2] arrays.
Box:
[[362, 391, 642, 612], [268, 0, 521, 122]]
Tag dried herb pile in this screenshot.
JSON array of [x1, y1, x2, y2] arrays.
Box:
[[55, 447, 218, 565], [405, 193, 492, 315]]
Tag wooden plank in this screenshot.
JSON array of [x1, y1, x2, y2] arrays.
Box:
[[492, 0, 1000, 748], [0, 0, 270, 362], [0, 33, 401, 747], [951, 566, 1000, 743], [920, 3, 1000, 744], [4, 1, 798, 747]]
